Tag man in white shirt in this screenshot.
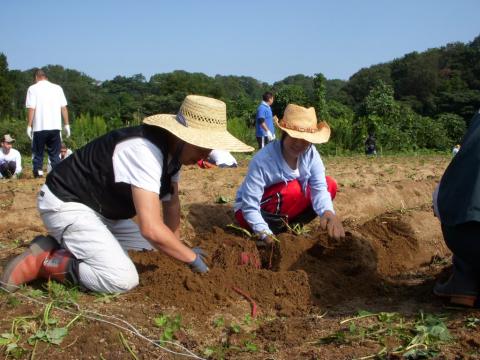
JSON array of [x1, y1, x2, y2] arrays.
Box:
[[1, 95, 253, 294], [0, 134, 22, 179], [25, 69, 71, 178]]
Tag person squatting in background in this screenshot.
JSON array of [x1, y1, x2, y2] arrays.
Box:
[[235, 103, 344, 246], [1, 95, 253, 294], [197, 149, 238, 169], [47, 143, 73, 173], [433, 109, 480, 308], [0, 134, 22, 179]]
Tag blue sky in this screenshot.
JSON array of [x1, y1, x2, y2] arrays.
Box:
[[1, 0, 478, 84]]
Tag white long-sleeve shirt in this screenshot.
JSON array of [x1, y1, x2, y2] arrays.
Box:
[[235, 140, 334, 236]]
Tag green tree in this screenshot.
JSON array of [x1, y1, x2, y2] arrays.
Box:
[[0, 53, 15, 118], [313, 73, 329, 120], [271, 85, 307, 118]]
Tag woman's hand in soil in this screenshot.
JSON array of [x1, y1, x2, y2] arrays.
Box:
[[189, 247, 209, 273], [319, 211, 345, 242], [256, 234, 275, 247]]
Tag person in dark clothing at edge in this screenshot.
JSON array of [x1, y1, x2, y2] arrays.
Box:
[[1, 95, 253, 294], [433, 109, 480, 307], [365, 132, 377, 155]]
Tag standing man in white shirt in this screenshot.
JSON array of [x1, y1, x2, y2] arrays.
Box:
[[25, 69, 71, 178], [0, 134, 22, 179]]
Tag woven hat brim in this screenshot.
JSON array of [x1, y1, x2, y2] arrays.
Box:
[[144, 114, 254, 152], [274, 117, 331, 144]]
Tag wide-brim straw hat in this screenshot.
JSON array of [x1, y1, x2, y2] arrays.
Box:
[[143, 95, 253, 152], [274, 104, 330, 144]]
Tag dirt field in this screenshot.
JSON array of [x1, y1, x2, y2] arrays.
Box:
[[1, 154, 480, 359]]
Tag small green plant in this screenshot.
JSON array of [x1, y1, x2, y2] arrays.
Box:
[[154, 314, 182, 343], [216, 195, 230, 204], [28, 302, 79, 346], [213, 316, 225, 328], [243, 314, 252, 326], [44, 280, 79, 307], [465, 317, 480, 329], [282, 218, 310, 236], [230, 323, 241, 334], [94, 292, 120, 304], [243, 340, 258, 352]]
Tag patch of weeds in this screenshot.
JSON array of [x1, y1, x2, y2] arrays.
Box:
[[203, 344, 228, 359], [94, 292, 120, 304], [25, 289, 45, 298], [230, 323, 241, 334], [215, 195, 230, 204], [465, 317, 480, 329], [44, 280, 79, 307], [282, 219, 310, 236], [213, 316, 225, 328], [317, 310, 452, 359], [28, 302, 79, 346], [154, 314, 182, 343], [243, 314, 252, 326], [243, 340, 258, 352], [7, 295, 21, 307]]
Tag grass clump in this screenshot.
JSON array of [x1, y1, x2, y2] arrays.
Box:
[[317, 310, 452, 359]]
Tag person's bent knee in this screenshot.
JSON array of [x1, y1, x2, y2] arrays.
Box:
[[106, 269, 139, 293]]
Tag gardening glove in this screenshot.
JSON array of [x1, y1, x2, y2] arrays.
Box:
[[319, 211, 345, 242], [64, 124, 71, 138], [26, 126, 33, 140], [266, 130, 275, 141], [256, 233, 274, 248], [188, 247, 209, 273]]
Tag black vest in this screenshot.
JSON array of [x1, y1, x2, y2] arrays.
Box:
[[46, 125, 180, 219]]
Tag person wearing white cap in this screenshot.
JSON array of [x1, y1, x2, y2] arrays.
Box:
[[0, 134, 22, 179], [1, 95, 253, 294]]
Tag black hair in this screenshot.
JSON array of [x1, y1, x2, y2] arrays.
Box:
[[262, 92, 274, 102]]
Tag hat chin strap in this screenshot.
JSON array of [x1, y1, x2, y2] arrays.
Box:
[[168, 140, 185, 174]]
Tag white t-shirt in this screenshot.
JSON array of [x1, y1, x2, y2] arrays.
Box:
[[0, 148, 22, 178], [25, 80, 68, 131], [112, 138, 180, 200], [208, 149, 237, 166]]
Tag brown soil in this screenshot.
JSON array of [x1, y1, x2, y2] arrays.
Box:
[[1, 155, 479, 359]]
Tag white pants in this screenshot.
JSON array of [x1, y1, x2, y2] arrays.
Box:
[[37, 184, 154, 293]]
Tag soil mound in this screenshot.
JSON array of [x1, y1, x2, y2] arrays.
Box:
[[129, 208, 449, 316], [129, 228, 312, 317]]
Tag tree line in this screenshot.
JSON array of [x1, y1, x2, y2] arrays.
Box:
[[0, 35, 479, 155]]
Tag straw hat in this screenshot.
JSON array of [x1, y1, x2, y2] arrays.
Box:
[[274, 104, 330, 144], [143, 95, 253, 152], [2, 134, 15, 143]]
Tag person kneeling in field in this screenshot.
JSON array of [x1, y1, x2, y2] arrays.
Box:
[[433, 109, 480, 307], [234, 103, 344, 246], [0, 95, 253, 293]]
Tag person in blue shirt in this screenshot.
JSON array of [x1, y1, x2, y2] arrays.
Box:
[[235, 103, 344, 246], [255, 92, 275, 149]]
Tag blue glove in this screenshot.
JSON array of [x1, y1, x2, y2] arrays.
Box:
[[189, 247, 209, 273]]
